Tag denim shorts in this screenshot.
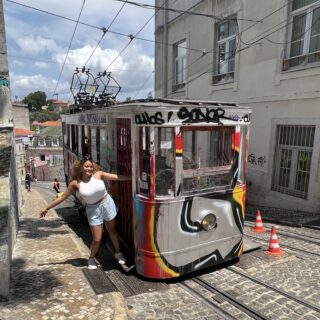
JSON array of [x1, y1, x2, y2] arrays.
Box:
[[86, 195, 117, 226]]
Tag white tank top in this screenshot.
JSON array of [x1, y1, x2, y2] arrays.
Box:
[[78, 176, 107, 204]]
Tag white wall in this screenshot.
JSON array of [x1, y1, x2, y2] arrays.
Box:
[[155, 0, 320, 212]]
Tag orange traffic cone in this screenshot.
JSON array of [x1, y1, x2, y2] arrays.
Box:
[[251, 210, 266, 232], [265, 226, 284, 256]]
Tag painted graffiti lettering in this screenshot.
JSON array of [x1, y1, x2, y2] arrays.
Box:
[[248, 153, 266, 167], [177, 107, 227, 124], [135, 112, 165, 125], [79, 113, 107, 124], [0, 75, 10, 87], [242, 113, 251, 123], [134, 107, 251, 125], [229, 114, 240, 121]]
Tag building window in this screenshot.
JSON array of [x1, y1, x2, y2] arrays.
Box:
[[38, 138, 45, 146], [213, 18, 237, 84], [52, 138, 59, 146], [283, 0, 320, 70], [272, 125, 315, 199], [40, 154, 46, 161], [173, 39, 187, 91]]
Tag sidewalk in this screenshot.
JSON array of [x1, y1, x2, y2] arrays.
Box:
[[0, 188, 128, 320]]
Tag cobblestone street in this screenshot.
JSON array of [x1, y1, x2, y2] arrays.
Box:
[[1, 185, 320, 319]]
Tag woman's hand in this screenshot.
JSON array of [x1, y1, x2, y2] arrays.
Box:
[[40, 209, 48, 218]]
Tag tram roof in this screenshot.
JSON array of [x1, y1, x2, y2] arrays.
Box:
[[67, 98, 251, 114], [114, 98, 245, 109]]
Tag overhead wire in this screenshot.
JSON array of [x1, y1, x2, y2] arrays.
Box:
[[83, 0, 128, 67], [132, 70, 154, 99], [6, 0, 304, 100], [6, 0, 209, 54], [166, 5, 320, 97], [52, 0, 85, 98], [114, 0, 261, 22], [103, 0, 170, 72]]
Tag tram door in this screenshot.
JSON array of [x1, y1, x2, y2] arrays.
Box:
[[116, 119, 133, 250]]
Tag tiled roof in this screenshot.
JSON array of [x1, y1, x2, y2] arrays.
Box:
[[34, 121, 62, 127], [14, 128, 34, 136]]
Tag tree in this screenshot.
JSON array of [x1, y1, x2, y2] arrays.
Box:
[[29, 110, 60, 124], [23, 91, 47, 111]]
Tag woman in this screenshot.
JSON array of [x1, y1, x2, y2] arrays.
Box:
[[40, 156, 129, 270]]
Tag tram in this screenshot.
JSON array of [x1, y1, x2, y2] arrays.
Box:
[[61, 99, 251, 279]]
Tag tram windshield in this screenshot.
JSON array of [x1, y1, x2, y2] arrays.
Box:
[[181, 126, 236, 194], [155, 127, 175, 197]]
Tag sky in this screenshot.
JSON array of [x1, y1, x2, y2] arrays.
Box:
[[3, 0, 155, 103]]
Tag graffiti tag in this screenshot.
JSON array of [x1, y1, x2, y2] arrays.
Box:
[[134, 107, 251, 125], [135, 112, 165, 125], [79, 113, 107, 124], [0, 75, 10, 87], [248, 153, 266, 167]]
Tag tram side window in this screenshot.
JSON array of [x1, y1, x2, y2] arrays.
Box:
[[138, 127, 151, 196], [155, 127, 175, 196], [182, 126, 235, 194]]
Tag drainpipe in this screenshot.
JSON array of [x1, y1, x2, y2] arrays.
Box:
[[163, 0, 169, 98]]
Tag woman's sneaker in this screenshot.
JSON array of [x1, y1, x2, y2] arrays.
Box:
[[88, 258, 97, 270], [115, 252, 126, 265]]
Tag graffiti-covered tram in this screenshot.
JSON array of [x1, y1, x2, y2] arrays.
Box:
[[61, 99, 251, 279]]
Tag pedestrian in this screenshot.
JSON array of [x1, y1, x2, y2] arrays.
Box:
[[39, 155, 130, 270], [34, 176, 37, 183], [25, 173, 32, 192], [53, 178, 60, 193]]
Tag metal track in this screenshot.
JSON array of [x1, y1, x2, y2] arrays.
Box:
[[228, 266, 320, 314], [192, 277, 268, 320], [245, 222, 320, 244], [178, 282, 238, 320], [245, 233, 320, 258]]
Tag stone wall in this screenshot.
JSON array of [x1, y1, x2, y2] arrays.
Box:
[[0, 129, 19, 300]]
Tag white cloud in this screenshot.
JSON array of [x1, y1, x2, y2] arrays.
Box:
[[5, 0, 156, 101], [16, 35, 61, 55], [34, 62, 49, 69]]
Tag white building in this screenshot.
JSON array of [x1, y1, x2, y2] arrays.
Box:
[[155, 0, 320, 213]]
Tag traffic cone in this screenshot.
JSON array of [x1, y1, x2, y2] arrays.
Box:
[[265, 226, 284, 256], [251, 210, 266, 232]]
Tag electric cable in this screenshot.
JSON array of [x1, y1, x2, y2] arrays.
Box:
[[83, 0, 128, 66], [114, 0, 260, 22], [104, 0, 169, 72], [132, 70, 154, 99], [52, 0, 86, 98]]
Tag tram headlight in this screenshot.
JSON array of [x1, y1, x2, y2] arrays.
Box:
[[201, 213, 217, 231]]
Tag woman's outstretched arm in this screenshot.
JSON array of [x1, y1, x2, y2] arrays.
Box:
[[39, 181, 77, 218], [99, 171, 131, 181]]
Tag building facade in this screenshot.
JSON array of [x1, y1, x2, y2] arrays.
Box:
[[155, 0, 320, 213], [27, 133, 64, 181]]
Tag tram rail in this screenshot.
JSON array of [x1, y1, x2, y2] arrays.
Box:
[[227, 266, 320, 314], [244, 233, 320, 259], [179, 266, 320, 320], [179, 279, 268, 320], [245, 222, 320, 244]]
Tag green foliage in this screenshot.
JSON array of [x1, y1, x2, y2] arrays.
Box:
[[29, 110, 60, 124], [23, 91, 47, 111]]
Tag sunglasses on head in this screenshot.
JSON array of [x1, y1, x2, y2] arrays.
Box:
[[81, 155, 93, 162]]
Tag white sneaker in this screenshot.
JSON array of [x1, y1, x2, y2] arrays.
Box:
[[88, 258, 97, 270], [115, 252, 126, 265]]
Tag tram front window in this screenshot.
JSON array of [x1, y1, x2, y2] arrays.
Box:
[[182, 126, 236, 194], [138, 127, 151, 196], [155, 127, 175, 197]]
